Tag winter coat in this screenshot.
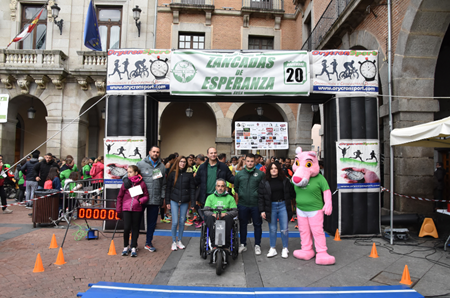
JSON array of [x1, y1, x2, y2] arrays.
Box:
[[34, 159, 59, 187], [60, 163, 79, 186], [89, 162, 104, 180], [165, 168, 195, 206], [82, 164, 92, 180], [136, 156, 166, 206], [116, 177, 149, 212], [194, 159, 235, 205], [22, 158, 40, 181], [0, 164, 11, 187], [234, 167, 264, 207], [258, 178, 295, 223]]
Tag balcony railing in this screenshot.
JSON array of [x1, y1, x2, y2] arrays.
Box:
[[78, 51, 107, 67], [0, 49, 67, 69], [171, 0, 214, 5], [301, 0, 351, 51], [242, 0, 284, 11]]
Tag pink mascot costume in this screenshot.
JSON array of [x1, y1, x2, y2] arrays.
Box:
[[292, 147, 335, 265]]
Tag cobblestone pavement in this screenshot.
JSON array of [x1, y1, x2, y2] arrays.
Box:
[[0, 202, 173, 298]]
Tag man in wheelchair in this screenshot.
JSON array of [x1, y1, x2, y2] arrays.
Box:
[[204, 178, 238, 249]]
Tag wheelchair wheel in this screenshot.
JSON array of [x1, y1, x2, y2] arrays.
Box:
[[216, 251, 223, 275], [200, 224, 207, 259], [231, 222, 239, 260]]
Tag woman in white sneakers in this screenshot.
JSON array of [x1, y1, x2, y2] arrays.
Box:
[[166, 156, 195, 251]]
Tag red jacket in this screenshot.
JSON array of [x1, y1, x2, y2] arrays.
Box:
[[90, 162, 104, 180], [116, 177, 149, 212]]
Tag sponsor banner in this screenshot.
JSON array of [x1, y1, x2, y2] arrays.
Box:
[[336, 140, 380, 190], [106, 49, 171, 94], [235, 122, 288, 150], [104, 137, 146, 188], [170, 50, 310, 96], [0, 94, 9, 123], [312, 50, 379, 96]]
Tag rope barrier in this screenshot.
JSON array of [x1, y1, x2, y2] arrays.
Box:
[[0, 187, 104, 208], [381, 187, 450, 203]]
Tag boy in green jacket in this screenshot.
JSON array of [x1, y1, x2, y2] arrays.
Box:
[[204, 179, 238, 248]]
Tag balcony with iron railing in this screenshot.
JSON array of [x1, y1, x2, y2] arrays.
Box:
[[242, 0, 284, 12], [301, 0, 375, 51], [170, 0, 214, 9]]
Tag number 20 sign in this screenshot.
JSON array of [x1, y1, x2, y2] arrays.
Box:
[[283, 61, 308, 85]]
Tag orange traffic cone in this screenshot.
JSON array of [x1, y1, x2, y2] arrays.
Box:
[[54, 247, 66, 265], [369, 243, 379, 258], [108, 240, 117, 255], [334, 229, 341, 241], [400, 265, 413, 285], [33, 253, 45, 273], [418, 218, 439, 238], [49, 234, 58, 249]]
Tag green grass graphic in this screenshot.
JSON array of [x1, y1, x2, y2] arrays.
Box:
[[105, 154, 141, 163], [340, 157, 378, 167]]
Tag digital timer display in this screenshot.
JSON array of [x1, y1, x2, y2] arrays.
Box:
[[78, 208, 119, 220]]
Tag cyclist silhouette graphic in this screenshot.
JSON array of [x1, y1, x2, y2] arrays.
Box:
[[130, 59, 149, 78]]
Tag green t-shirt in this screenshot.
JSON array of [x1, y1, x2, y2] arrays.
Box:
[[294, 174, 330, 211], [206, 163, 218, 195], [205, 191, 237, 214], [82, 164, 92, 180]]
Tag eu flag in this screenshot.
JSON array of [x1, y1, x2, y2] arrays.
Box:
[[83, 0, 102, 51]]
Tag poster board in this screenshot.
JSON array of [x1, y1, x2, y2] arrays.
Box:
[[235, 122, 288, 150], [336, 140, 380, 190], [312, 50, 379, 96], [0, 94, 9, 123], [170, 50, 310, 96], [104, 137, 146, 188], [106, 49, 171, 94]]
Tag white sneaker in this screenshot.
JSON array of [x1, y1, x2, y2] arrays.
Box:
[[255, 245, 262, 255], [3, 208, 13, 214], [267, 247, 277, 258], [281, 248, 289, 259], [238, 244, 247, 253], [177, 240, 185, 250], [171, 242, 177, 251]]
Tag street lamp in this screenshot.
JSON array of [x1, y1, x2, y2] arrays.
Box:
[[256, 106, 263, 116], [51, 3, 64, 35], [27, 106, 36, 119], [185, 105, 193, 118], [132, 5, 142, 37]]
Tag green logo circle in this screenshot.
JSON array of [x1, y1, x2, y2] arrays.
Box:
[[172, 60, 197, 83]]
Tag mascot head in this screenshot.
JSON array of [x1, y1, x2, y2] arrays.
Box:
[[292, 147, 320, 187]]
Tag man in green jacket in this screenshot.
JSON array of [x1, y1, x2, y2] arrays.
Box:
[[234, 153, 263, 255], [204, 179, 238, 248]]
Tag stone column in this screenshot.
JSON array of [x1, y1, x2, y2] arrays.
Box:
[[45, 116, 62, 159], [60, 118, 81, 163]]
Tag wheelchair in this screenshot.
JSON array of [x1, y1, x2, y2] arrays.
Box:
[[199, 207, 239, 275]]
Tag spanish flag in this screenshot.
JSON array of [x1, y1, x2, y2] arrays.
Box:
[[6, 7, 45, 48]]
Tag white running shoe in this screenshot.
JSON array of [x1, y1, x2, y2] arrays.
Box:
[[267, 247, 277, 258], [171, 242, 177, 251], [177, 240, 185, 250], [281, 248, 289, 259], [238, 244, 247, 253], [255, 245, 262, 255], [3, 208, 13, 214]]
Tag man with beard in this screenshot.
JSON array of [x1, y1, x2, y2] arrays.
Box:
[[34, 153, 59, 189]]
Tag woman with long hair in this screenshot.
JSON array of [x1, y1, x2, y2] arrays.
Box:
[[258, 162, 295, 259], [81, 157, 92, 180], [165, 156, 195, 250]]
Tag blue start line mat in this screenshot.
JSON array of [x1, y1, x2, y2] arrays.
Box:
[[77, 282, 423, 298], [153, 229, 329, 238]]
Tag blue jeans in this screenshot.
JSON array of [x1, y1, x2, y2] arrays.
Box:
[[269, 202, 289, 248], [170, 201, 188, 242], [238, 205, 262, 246], [145, 205, 160, 246]]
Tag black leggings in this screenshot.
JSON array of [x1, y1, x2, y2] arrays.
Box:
[[18, 185, 25, 202], [0, 186, 6, 211], [123, 211, 142, 248]]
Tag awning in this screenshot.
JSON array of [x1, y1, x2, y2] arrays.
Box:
[[390, 116, 450, 147]]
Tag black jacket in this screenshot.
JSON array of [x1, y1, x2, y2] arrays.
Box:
[[194, 159, 235, 205], [22, 158, 40, 181], [258, 177, 295, 223], [34, 159, 59, 187], [166, 168, 196, 206]]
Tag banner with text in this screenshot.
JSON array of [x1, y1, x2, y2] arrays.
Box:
[[312, 50, 379, 96], [170, 51, 310, 96], [235, 122, 289, 150], [0, 94, 9, 123], [104, 137, 146, 188], [106, 49, 171, 94], [336, 140, 380, 190]]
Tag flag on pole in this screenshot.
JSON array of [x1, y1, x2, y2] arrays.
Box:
[[6, 7, 45, 48], [83, 0, 102, 51]]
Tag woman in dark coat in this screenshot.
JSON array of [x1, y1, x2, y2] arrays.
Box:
[[258, 162, 295, 259], [166, 156, 195, 251]]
